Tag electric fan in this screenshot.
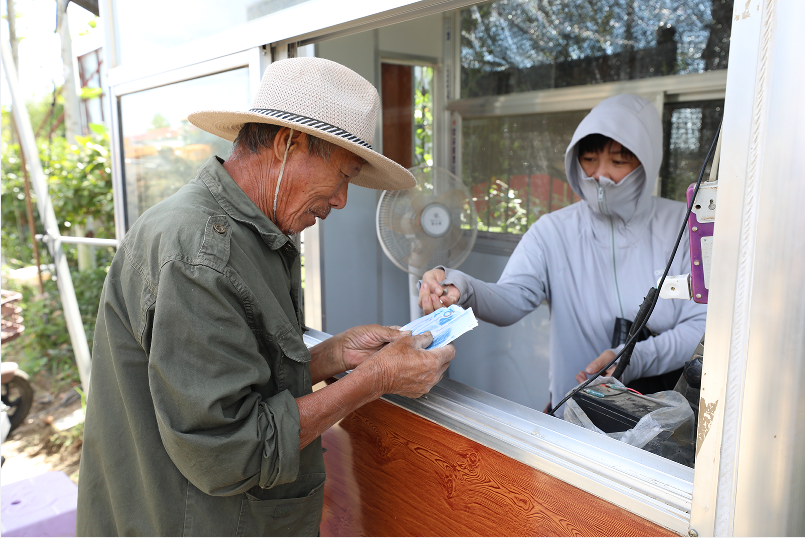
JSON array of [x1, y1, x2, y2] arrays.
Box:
[[376, 165, 478, 320]]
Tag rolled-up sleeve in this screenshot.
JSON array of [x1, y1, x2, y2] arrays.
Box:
[[146, 260, 300, 496]]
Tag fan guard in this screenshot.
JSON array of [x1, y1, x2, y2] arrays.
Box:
[[376, 165, 478, 276]]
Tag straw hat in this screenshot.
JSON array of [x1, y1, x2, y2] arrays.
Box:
[[188, 57, 415, 191]]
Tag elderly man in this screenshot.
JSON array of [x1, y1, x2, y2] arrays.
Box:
[[76, 58, 454, 536]]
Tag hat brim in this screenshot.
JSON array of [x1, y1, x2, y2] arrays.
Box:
[[187, 110, 416, 191]]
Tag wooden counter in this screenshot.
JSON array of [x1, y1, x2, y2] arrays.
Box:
[[320, 398, 672, 537]]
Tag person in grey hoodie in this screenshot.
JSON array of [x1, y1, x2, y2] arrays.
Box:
[[418, 94, 707, 411]]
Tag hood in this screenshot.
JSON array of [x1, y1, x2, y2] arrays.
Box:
[[564, 94, 662, 222]]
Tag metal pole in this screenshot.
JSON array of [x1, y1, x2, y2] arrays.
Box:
[[36, 234, 119, 248], [2, 39, 92, 394]]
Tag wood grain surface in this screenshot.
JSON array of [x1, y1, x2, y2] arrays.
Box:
[[320, 398, 673, 537]]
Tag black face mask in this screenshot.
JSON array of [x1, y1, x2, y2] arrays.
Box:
[[611, 317, 656, 348]]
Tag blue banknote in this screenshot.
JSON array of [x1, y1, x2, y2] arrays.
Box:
[[401, 305, 478, 349]]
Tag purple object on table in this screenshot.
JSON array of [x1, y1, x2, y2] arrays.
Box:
[[686, 183, 714, 304], [1, 471, 78, 537]]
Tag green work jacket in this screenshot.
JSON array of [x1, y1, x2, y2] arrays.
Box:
[[76, 157, 325, 536]]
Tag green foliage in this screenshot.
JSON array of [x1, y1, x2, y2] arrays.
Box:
[[80, 87, 103, 100], [2, 93, 115, 387], [413, 66, 433, 167], [2, 268, 107, 389], [1, 105, 114, 269], [150, 113, 170, 130]]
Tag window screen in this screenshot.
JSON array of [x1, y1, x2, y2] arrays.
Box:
[[461, 0, 732, 99]]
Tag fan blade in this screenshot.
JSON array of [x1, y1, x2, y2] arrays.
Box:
[[407, 236, 439, 274], [445, 226, 468, 259], [434, 189, 469, 211], [409, 190, 426, 214], [388, 211, 420, 235]]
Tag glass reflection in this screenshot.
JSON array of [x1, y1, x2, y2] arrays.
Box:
[[462, 110, 587, 234], [461, 0, 733, 98], [120, 68, 250, 228], [660, 99, 723, 202], [462, 101, 723, 235]]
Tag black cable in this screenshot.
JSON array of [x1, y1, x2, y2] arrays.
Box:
[[549, 118, 723, 417]]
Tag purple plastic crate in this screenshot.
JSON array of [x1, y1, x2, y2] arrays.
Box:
[[1, 471, 78, 537]]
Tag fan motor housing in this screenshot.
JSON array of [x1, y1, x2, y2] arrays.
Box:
[[420, 203, 451, 237]]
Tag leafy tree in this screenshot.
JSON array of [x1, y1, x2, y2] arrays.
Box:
[[1, 101, 114, 387], [2, 106, 114, 268], [150, 113, 170, 130]]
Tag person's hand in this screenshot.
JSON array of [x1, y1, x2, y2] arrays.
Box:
[[418, 268, 460, 315], [357, 332, 454, 398], [334, 324, 410, 371], [575, 349, 617, 384]]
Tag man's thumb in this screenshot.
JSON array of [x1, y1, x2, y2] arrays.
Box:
[[383, 326, 411, 342], [412, 331, 433, 349]]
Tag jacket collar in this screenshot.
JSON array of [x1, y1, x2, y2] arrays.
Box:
[[198, 156, 296, 252], [578, 193, 655, 247]]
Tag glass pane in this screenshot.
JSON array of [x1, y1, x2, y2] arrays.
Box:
[[660, 99, 723, 202], [461, 0, 733, 99], [462, 110, 586, 234], [413, 65, 434, 167], [120, 68, 250, 227], [115, 0, 313, 66]]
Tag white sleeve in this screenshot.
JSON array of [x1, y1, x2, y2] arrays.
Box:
[[434, 224, 550, 327]]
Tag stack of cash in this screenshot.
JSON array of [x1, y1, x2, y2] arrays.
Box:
[[401, 305, 478, 349]]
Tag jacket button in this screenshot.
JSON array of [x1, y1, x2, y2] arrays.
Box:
[[213, 224, 226, 234]]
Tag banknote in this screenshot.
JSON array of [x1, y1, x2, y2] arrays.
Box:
[[401, 305, 478, 349]]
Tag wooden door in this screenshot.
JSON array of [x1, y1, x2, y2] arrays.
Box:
[[381, 63, 413, 168]]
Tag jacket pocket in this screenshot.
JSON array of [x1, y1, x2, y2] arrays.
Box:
[[235, 478, 325, 537], [276, 326, 312, 363]]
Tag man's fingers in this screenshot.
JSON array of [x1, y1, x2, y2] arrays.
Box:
[[377, 325, 409, 342], [430, 343, 455, 367], [411, 331, 434, 349]]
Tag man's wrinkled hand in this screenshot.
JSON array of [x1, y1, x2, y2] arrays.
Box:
[[357, 332, 455, 399], [418, 268, 460, 315], [335, 324, 410, 371], [575, 349, 617, 384]]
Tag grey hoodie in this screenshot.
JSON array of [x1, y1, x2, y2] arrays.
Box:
[[441, 94, 707, 409]]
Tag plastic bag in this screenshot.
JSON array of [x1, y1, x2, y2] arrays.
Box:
[[563, 377, 696, 467]]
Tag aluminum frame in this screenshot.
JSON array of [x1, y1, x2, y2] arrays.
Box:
[[106, 0, 483, 89], [447, 70, 727, 119]]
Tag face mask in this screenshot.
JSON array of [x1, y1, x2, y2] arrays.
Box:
[[576, 161, 646, 222]]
